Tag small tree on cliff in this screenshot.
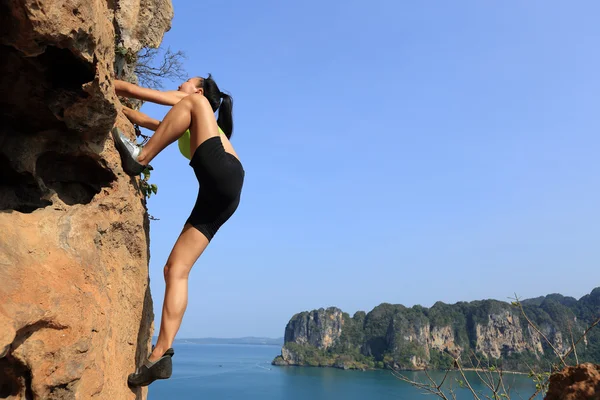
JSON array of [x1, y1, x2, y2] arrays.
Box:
[[134, 45, 188, 90], [114, 43, 188, 93]]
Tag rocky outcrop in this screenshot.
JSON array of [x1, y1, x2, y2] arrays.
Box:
[[429, 325, 461, 357], [474, 310, 529, 358], [544, 363, 600, 400], [0, 0, 172, 399], [273, 288, 600, 373], [273, 308, 344, 367], [386, 309, 432, 369], [284, 307, 344, 350], [115, 0, 173, 52], [113, 0, 174, 86]]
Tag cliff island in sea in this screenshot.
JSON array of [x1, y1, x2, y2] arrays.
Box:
[[272, 287, 600, 373]]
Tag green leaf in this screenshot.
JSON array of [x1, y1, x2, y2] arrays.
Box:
[[151, 184, 158, 194]]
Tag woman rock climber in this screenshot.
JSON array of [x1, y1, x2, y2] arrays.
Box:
[[111, 75, 245, 387]]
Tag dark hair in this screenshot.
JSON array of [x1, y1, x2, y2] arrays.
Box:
[[198, 74, 234, 139]]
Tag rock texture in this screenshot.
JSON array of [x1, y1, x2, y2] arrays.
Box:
[[429, 325, 461, 357], [0, 0, 172, 399], [544, 363, 600, 400], [113, 0, 174, 86], [115, 0, 174, 52], [473, 309, 531, 358], [273, 288, 600, 373], [284, 308, 344, 349]]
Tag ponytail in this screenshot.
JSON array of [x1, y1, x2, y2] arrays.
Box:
[[217, 92, 233, 139], [200, 74, 234, 139]]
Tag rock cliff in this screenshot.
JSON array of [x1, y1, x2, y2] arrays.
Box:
[[0, 0, 173, 399], [284, 307, 344, 349], [273, 287, 600, 373]]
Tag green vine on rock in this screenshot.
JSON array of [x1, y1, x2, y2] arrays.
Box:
[[136, 125, 158, 200], [139, 167, 160, 220], [115, 44, 137, 64], [139, 166, 158, 199]]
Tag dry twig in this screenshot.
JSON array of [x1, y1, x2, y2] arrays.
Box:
[[135, 46, 188, 90]]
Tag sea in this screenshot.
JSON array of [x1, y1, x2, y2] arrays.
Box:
[[148, 343, 542, 399]]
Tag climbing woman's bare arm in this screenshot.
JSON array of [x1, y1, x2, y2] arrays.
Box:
[[122, 107, 161, 131], [114, 80, 187, 106]]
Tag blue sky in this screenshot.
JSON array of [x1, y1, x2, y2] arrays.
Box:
[[139, 1, 600, 338]]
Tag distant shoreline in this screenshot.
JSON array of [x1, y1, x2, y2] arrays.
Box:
[[458, 367, 528, 376], [272, 363, 530, 376], [165, 337, 284, 346]]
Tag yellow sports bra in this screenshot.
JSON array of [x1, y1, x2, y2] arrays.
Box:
[[177, 127, 225, 160]]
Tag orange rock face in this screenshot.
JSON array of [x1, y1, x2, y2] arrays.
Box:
[[0, 0, 172, 398], [544, 363, 600, 400]]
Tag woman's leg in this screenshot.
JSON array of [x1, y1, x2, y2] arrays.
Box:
[[137, 94, 219, 165], [148, 223, 209, 362], [129, 94, 222, 361]]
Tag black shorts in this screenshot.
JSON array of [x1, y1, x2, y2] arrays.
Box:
[[186, 136, 245, 241]]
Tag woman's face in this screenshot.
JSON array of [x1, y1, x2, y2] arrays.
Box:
[[178, 78, 202, 94]]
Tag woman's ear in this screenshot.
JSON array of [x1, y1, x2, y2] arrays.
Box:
[[196, 87, 204, 95]]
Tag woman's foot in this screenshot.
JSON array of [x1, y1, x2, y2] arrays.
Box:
[[127, 348, 175, 388], [111, 127, 150, 176]]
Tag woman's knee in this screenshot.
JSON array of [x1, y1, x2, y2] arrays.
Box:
[[163, 262, 191, 281], [180, 93, 210, 110], [184, 95, 216, 120]]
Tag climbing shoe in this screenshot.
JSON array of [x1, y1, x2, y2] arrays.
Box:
[[127, 348, 174, 387], [151, 345, 174, 357], [111, 127, 149, 176]]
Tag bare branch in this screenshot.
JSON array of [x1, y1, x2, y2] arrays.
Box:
[[524, 361, 552, 400], [393, 370, 451, 400], [134, 46, 188, 90], [493, 368, 503, 396], [562, 316, 600, 362], [437, 368, 451, 390], [499, 368, 513, 399], [455, 358, 482, 400], [528, 389, 542, 400], [511, 295, 568, 368], [424, 368, 440, 388], [468, 352, 496, 395], [567, 322, 579, 365]]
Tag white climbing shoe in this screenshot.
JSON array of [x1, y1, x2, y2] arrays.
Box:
[[111, 127, 149, 176]]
